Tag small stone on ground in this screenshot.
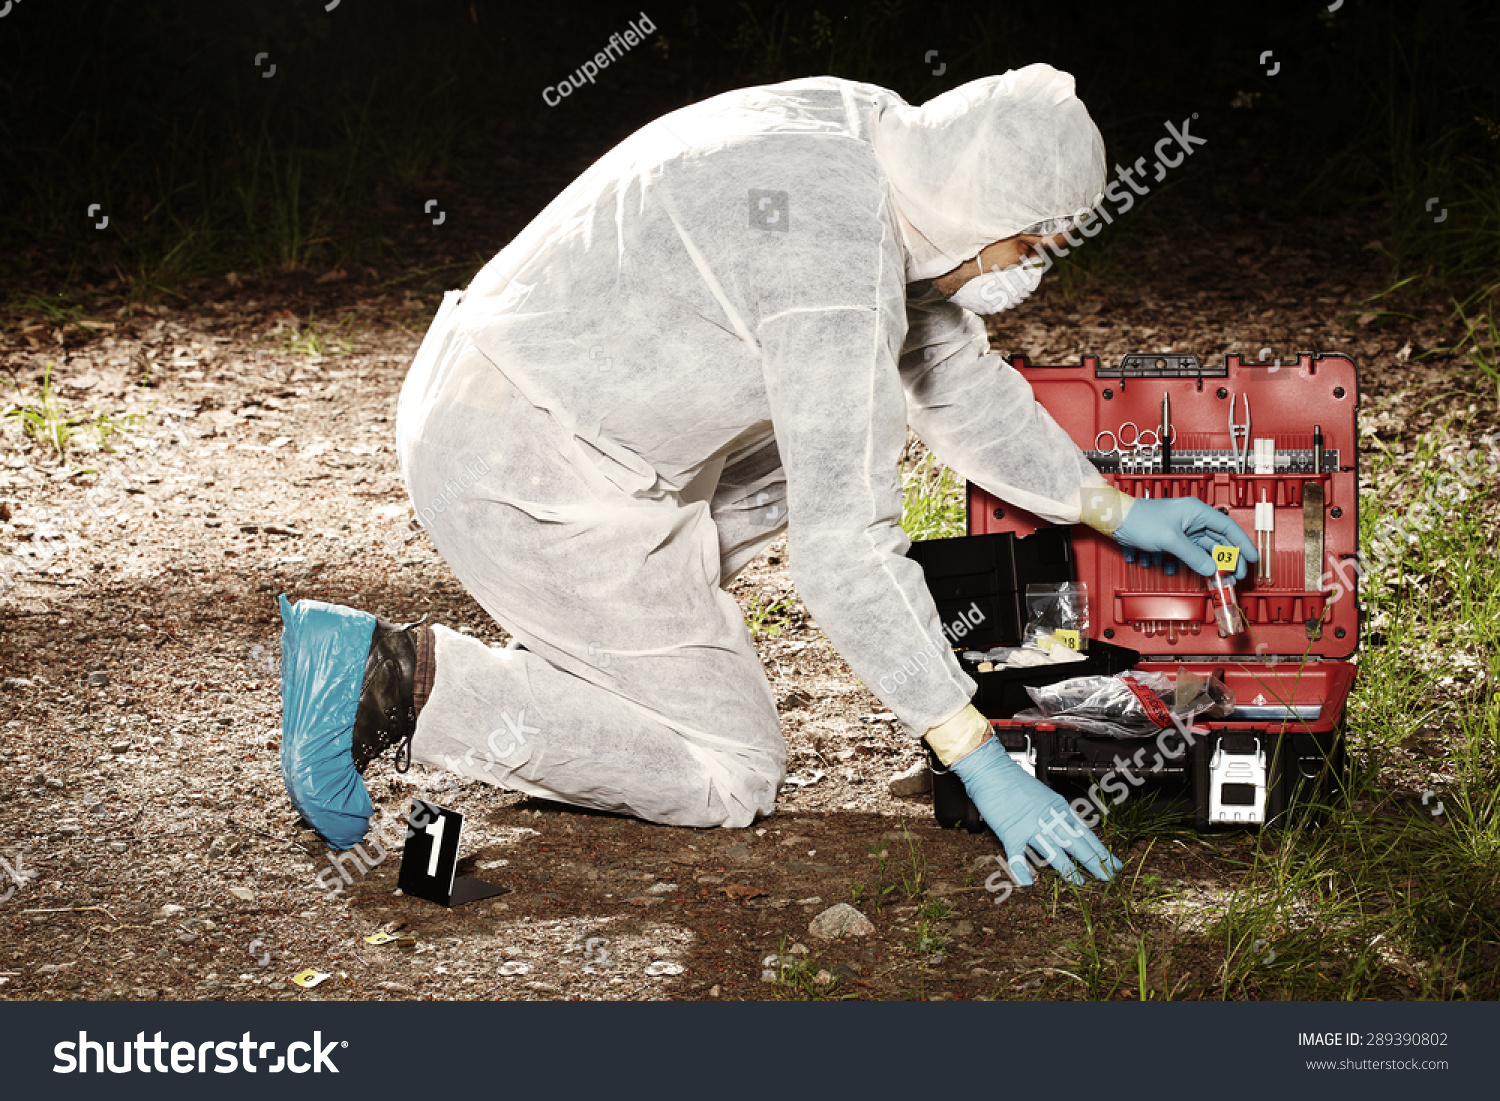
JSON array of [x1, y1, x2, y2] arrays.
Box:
[[809, 902, 875, 939], [888, 760, 932, 797]]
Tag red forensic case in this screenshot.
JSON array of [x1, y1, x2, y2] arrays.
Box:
[[921, 351, 1359, 831]]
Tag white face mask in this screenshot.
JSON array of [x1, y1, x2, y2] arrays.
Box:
[[947, 257, 1045, 315]]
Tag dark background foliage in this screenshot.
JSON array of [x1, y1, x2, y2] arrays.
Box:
[[0, 0, 1495, 301]]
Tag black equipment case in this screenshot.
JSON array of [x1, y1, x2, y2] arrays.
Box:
[[907, 351, 1359, 831]]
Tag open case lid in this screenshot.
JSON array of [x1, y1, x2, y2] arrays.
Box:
[[967, 352, 1360, 661]]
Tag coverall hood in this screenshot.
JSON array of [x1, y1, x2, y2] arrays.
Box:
[[873, 63, 1107, 282]]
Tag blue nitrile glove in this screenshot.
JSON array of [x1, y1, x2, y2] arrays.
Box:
[[1114, 497, 1258, 581], [950, 738, 1122, 886]]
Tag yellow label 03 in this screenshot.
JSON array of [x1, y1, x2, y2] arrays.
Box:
[[1211, 545, 1241, 572]]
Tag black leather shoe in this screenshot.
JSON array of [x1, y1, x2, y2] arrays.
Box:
[[351, 616, 425, 774]]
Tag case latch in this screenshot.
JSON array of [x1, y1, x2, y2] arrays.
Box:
[[1007, 735, 1037, 778], [1208, 737, 1267, 823]]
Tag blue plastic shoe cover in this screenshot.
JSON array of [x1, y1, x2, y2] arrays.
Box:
[[279, 594, 377, 849]]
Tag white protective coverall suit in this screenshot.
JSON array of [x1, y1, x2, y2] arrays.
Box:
[[394, 64, 1109, 828]]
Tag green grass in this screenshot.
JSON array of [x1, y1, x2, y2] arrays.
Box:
[[1026, 409, 1500, 1000], [900, 447, 967, 543], [910, 894, 957, 960], [855, 821, 930, 915], [743, 592, 792, 639], [91, 408, 150, 454], [4, 362, 76, 458], [766, 938, 858, 1001], [3, 360, 153, 462], [232, 124, 339, 273], [274, 309, 358, 357], [895, 825, 928, 900], [7, 293, 109, 330], [849, 825, 962, 998], [851, 842, 895, 910], [1446, 284, 1500, 400]]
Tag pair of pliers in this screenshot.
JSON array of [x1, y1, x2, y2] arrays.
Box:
[[1228, 393, 1250, 474]]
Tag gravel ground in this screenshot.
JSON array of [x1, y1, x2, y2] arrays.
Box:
[[0, 208, 1484, 1001]]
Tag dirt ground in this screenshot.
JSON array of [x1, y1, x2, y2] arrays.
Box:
[[0, 203, 1483, 1002]]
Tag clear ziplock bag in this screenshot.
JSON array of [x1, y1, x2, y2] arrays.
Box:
[[1013, 668, 1234, 738], [1022, 582, 1089, 653]]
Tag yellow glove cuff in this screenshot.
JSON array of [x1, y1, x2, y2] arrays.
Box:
[[923, 702, 992, 767], [1079, 485, 1135, 536]]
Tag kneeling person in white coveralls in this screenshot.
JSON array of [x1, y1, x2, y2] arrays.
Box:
[[277, 64, 1258, 886]]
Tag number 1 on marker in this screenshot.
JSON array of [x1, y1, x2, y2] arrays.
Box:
[[425, 817, 446, 878]]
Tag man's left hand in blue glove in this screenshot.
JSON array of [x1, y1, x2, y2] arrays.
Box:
[[1083, 488, 1258, 581]]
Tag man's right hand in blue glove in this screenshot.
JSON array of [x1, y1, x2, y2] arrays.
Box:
[[927, 704, 1120, 886]]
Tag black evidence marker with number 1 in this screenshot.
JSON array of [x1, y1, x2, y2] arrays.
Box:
[[398, 799, 510, 907]]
